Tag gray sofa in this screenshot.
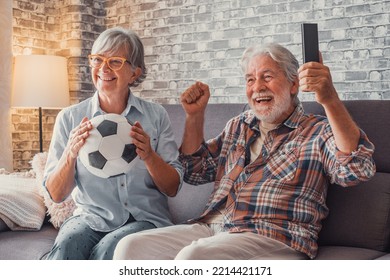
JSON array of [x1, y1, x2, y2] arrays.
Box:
[[1, 100, 389, 260]]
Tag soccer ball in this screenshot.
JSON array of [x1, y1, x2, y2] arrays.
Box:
[[79, 114, 138, 178]]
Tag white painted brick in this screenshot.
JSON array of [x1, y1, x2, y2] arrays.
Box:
[[331, 71, 344, 83], [212, 31, 224, 40], [198, 42, 208, 51], [374, 25, 387, 37], [370, 49, 383, 57], [356, 50, 370, 59], [211, 69, 221, 78], [226, 77, 241, 86], [370, 71, 381, 81], [331, 29, 346, 40]]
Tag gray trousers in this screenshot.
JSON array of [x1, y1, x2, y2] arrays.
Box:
[[46, 215, 155, 260]]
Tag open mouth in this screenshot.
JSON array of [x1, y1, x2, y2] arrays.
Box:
[[254, 96, 272, 103], [99, 76, 116, 81]]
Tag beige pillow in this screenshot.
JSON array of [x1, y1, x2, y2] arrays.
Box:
[[32, 152, 76, 229], [0, 171, 45, 230]]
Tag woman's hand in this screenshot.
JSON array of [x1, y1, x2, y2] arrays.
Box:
[[130, 121, 180, 196], [46, 117, 92, 202], [130, 121, 154, 161], [66, 117, 93, 159]]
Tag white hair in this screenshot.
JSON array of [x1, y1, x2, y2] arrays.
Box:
[[240, 43, 299, 83], [91, 27, 147, 87]]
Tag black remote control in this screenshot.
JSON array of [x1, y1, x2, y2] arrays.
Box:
[[301, 23, 319, 63]]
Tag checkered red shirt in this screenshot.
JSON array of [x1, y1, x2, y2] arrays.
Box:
[[180, 103, 375, 259]]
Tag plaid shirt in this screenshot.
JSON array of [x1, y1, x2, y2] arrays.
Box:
[[180, 103, 375, 259]]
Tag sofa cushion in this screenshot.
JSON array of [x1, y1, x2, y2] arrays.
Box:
[[168, 182, 213, 224], [318, 172, 390, 252], [0, 224, 57, 260], [315, 246, 388, 260]]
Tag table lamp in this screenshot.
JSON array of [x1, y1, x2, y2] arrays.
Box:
[[12, 55, 70, 152]]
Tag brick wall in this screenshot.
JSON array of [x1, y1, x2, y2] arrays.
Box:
[[12, 0, 58, 170], [11, 0, 389, 170], [11, 108, 57, 170], [106, 0, 389, 103], [12, 0, 105, 170]]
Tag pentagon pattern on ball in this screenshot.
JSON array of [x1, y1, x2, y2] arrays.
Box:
[[122, 143, 137, 163], [88, 150, 107, 169], [79, 113, 138, 178], [96, 120, 117, 137]]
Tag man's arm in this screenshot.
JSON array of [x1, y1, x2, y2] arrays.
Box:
[[180, 81, 210, 155], [298, 53, 360, 154]]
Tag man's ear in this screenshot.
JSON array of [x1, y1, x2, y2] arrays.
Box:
[[290, 77, 300, 95]]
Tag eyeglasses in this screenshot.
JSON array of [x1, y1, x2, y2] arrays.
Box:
[[88, 54, 131, 71]]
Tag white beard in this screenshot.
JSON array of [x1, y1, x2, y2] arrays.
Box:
[[250, 91, 292, 124]]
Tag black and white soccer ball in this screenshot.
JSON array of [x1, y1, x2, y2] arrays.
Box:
[[79, 114, 137, 178]]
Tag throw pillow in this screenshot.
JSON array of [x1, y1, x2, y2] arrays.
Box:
[[0, 171, 46, 230], [32, 152, 76, 229]]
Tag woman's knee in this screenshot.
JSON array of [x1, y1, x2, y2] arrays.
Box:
[[47, 216, 102, 259], [47, 230, 93, 260], [93, 221, 156, 260]]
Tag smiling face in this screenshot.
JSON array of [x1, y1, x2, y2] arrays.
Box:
[[245, 54, 299, 125], [91, 47, 140, 100]]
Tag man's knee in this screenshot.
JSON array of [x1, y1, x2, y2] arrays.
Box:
[[114, 233, 148, 259], [175, 242, 210, 260]]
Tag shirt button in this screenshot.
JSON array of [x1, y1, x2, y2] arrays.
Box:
[[121, 183, 124, 187], [124, 202, 128, 207]]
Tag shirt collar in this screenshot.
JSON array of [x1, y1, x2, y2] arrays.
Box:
[[244, 101, 305, 131], [283, 101, 304, 129], [91, 89, 144, 118], [127, 91, 144, 115], [91, 92, 102, 117]]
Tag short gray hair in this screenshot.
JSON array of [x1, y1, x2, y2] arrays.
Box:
[[240, 43, 299, 83], [91, 27, 147, 87]]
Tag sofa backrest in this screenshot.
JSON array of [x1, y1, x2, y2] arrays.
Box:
[[306, 100, 390, 252], [162, 103, 248, 145], [164, 103, 246, 223]]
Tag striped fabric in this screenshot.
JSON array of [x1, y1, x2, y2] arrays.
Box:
[[0, 174, 45, 231], [180, 103, 375, 259]]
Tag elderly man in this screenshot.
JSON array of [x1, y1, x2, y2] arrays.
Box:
[[114, 43, 375, 260]]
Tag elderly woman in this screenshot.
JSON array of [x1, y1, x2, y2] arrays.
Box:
[[43, 27, 183, 260]]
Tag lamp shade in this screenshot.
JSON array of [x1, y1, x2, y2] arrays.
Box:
[[12, 55, 69, 108]]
